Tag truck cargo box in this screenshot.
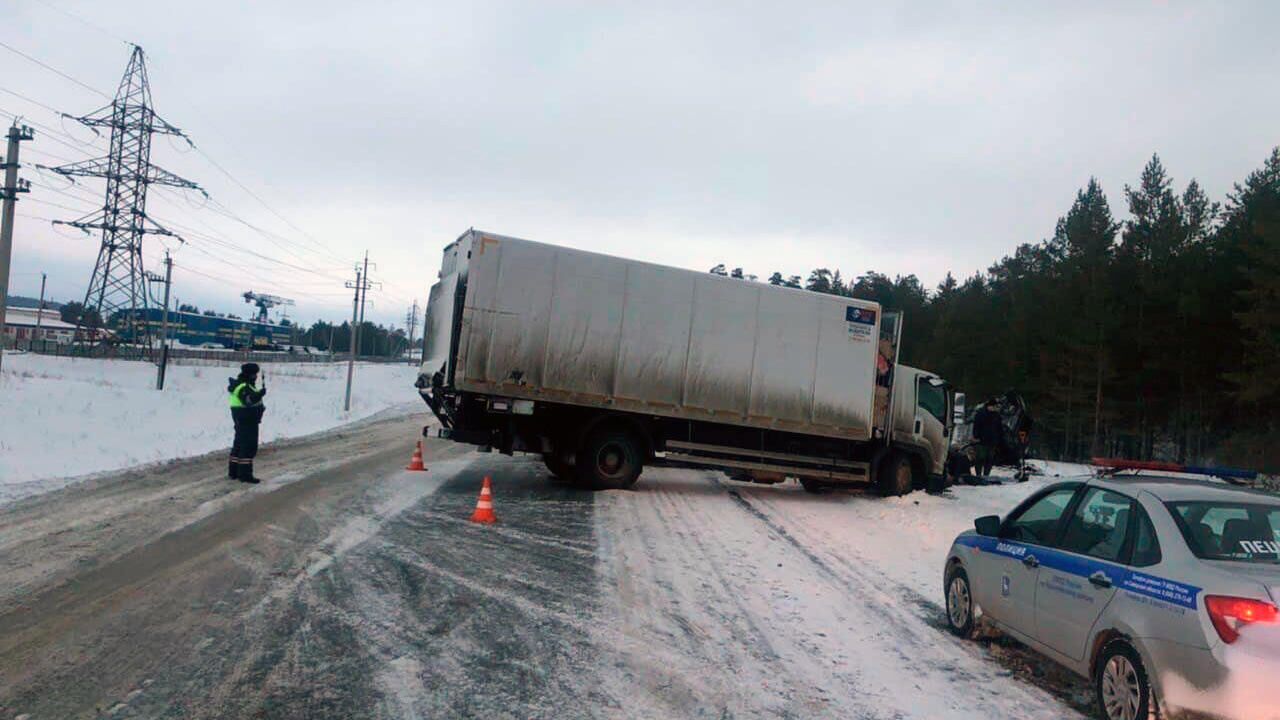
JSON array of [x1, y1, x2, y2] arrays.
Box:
[[422, 230, 886, 442]]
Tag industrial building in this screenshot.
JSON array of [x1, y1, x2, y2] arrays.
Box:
[[118, 309, 293, 350], [1, 307, 77, 344]]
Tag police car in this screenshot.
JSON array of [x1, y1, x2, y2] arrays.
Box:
[[943, 460, 1280, 720]]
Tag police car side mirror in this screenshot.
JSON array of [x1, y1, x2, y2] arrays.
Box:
[[974, 515, 1001, 537]]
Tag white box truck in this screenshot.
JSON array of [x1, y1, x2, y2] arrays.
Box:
[[416, 229, 955, 495]]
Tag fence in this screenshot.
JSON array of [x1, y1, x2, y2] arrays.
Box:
[[2, 337, 410, 365]]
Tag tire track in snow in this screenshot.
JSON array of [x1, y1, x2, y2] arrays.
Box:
[[598, 470, 909, 719], [598, 468, 1085, 718], [729, 482, 1096, 717]]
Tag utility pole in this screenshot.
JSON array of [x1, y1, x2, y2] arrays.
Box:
[[405, 299, 419, 366], [342, 252, 380, 410], [35, 271, 47, 339], [145, 251, 173, 389], [344, 254, 368, 412], [0, 122, 35, 373]]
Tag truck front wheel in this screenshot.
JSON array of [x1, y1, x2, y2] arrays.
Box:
[[577, 428, 643, 490], [876, 452, 915, 497]]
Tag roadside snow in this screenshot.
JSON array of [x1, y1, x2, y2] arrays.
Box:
[[0, 353, 420, 506], [737, 461, 1089, 604]]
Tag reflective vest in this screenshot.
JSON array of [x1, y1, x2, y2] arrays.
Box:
[[228, 381, 259, 408]]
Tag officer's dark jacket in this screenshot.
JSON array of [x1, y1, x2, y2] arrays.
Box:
[[973, 407, 1003, 445]]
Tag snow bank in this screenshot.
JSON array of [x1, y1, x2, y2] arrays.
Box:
[[735, 461, 1089, 603], [0, 353, 420, 505]]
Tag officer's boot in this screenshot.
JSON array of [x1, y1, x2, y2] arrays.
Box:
[[228, 456, 239, 479], [238, 460, 261, 484]]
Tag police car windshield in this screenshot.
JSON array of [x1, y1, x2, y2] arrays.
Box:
[[1168, 501, 1280, 563]]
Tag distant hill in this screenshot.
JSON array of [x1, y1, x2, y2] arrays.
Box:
[[5, 295, 64, 310]]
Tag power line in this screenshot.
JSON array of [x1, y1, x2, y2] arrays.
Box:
[[190, 144, 340, 259], [29, 177, 102, 205], [203, 195, 348, 266], [0, 40, 111, 100], [147, 184, 350, 270], [0, 86, 63, 115], [148, 212, 348, 281], [24, 145, 83, 165], [30, 0, 134, 48], [25, 195, 98, 216], [0, 106, 103, 158], [0, 86, 112, 150]]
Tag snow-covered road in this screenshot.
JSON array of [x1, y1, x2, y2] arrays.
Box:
[[596, 464, 1093, 718], [0, 414, 1097, 720]]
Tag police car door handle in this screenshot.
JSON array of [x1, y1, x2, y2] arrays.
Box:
[[1022, 555, 1039, 569], [1088, 572, 1113, 589]]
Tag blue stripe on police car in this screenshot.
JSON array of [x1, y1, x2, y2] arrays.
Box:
[[954, 535, 1201, 610]]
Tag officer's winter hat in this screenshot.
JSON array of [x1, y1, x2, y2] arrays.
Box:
[[240, 362, 261, 376]]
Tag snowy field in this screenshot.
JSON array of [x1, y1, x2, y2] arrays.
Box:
[[0, 352, 420, 506]]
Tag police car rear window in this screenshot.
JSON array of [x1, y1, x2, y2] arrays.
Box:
[[1168, 501, 1280, 563]]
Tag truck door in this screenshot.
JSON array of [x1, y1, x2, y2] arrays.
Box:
[[1034, 487, 1131, 661], [914, 376, 949, 473], [875, 312, 902, 440]]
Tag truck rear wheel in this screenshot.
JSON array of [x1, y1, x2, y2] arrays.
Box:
[[577, 428, 642, 490], [876, 452, 915, 497], [543, 453, 572, 480]]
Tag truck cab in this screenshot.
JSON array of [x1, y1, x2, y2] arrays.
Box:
[[891, 365, 954, 478]]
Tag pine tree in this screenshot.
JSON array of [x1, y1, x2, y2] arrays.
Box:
[[1226, 148, 1280, 404], [805, 268, 834, 293]]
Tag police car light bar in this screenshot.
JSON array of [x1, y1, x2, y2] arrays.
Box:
[[1091, 457, 1258, 481]]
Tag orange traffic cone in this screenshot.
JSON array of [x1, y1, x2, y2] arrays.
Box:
[[469, 476, 497, 524], [405, 441, 427, 471]]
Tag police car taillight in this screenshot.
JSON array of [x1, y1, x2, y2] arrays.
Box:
[[1205, 595, 1279, 644]]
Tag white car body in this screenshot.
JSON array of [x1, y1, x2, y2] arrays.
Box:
[[945, 475, 1280, 719]]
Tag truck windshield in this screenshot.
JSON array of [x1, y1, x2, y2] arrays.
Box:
[[1167, 501, 1280, 563]]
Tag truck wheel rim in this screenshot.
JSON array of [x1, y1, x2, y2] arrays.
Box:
[[596, 444, 625, 477], [1101, 655, 1141, 720], [897, 464, 912, 488], [947, 577, 970, 628]]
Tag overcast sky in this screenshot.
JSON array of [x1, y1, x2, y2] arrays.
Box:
[[4, 1, 1278, 327]]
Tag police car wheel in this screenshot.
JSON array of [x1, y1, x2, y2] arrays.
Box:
[[944, 565, 975, 638], [1095, 640, 1156, 720]]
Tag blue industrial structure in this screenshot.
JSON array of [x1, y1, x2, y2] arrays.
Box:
[[117, 309, 292, 349]]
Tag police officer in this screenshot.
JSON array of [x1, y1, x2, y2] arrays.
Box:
[[228, 363, 267, 484], [972, 399, 1003, 478]]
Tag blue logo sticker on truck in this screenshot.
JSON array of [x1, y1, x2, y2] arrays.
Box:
[[846, 306, 877, 325]]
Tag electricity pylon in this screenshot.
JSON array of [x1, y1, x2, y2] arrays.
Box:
[[49, 46, 204, 351]]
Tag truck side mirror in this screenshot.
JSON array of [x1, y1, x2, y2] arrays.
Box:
[[974, 515, 1001, 537]]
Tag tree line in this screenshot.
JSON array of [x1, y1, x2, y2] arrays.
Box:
[[295, 319, 410, 358], [719, 148, 1280, 471]]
